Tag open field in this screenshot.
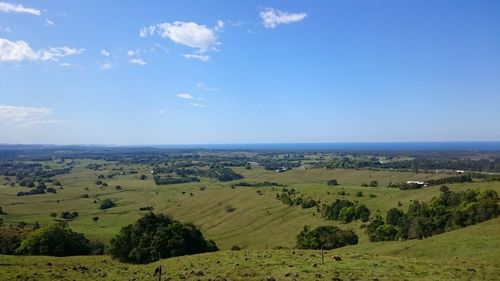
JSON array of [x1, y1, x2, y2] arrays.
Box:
[[1, 218, 499, 280], [1, 160, 499, 249]]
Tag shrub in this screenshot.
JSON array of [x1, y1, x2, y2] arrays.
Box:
[[327, 179, 339, 186], [16, 224, 91, 256], [108, 213, 217, 264], [231, 245, 241, 251]]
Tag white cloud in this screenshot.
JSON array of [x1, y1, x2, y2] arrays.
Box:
[[191, 103, 205, 108], [0, 104, 65, 127], [60, 62, 71, 67], [100, 49, 110, 56], [127, 50, 135, 56], [182, 53, 210, 62], [155, 109, 166, 115], [142, 21, 219, 54], [129, 58, 146, 65], [196, 82, 219, 92], [0, 37, 84, 62], [99, 62, 112, 70], [215, 20, 224, 31], [260, 8, 307, 28], [45, 19, 54, 27], [176, 93, 193, 100], [0, 2, 41, 16]]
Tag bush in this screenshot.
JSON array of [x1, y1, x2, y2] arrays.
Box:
[[16, 224, 91, 256], [100, 199, 116, 210], [108, 213, 218, 264], [327, 179, 339, 186], [296, 225, 358, 249], [230, 245, 241, 251]]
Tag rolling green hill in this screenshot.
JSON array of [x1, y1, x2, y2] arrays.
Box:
[[1, 218, 498, 280]]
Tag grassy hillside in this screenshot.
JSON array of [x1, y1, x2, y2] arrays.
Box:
[[1, 162, 499, 250], [1, 218, 498, 281]]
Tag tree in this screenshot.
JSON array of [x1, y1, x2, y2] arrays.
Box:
[[327, 179, 339, 186], [92, 216, 99, 224], [16, 224, 91, 256], [100, 199, 116, 210], [108, 213, 217, 264], [355, 204, 371, 222]]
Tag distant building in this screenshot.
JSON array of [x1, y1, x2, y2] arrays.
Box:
[[406, 181, 428, 187]]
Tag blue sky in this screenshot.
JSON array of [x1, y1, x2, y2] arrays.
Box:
[[0, 0, 499, 144]]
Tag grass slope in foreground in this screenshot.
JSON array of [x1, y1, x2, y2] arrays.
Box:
[[1, 218, 499, 281]]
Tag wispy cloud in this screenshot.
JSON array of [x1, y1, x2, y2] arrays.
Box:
[[100, 49, 110, 56], [260, 8, 307, 28], [0, 37, 84, 62], [0, 104, 65, 127], [191, 103, 205, 108], [129, 58, 146, 65], [0, 25, 12, 33], [45, 19, 54, 27], [0, 2, 41, 16], [99, 62, 112, 70], [176, 93, 194, 100], [196, 82, 219, 92], [183, 53, 210, 62]]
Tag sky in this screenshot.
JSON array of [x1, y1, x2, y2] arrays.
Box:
[[0, 0, 499, 145]]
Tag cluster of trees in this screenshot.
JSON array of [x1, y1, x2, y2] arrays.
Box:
[[366, 187, 499, 241], [60, 211, 79, 220], [379, 157, 500, 173], [16, 182, 57, 196], [231, 181, 285, 188], [260, 160, 301, 171], [361, 180, 379, 187], [296, 225, 358, 249], [16, 224, 92, 256], [0, 224, 96, 256], [154, 176, 200, 185], [109, 213, 218, 264], [321, 155, 500, 173], [426, 175, 473, 186], [153, 166, 243, 185], [321, 199, 371, 223], [388, 175, 473, 190], [275, 188, 319, 209], [199, 167, 243, 181]]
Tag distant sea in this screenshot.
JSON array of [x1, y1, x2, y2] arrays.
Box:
[[149, 142, 500, 152]]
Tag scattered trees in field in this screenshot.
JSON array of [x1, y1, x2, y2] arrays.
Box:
[[108, 213, 218, 264], [296, 225, 358, 249], [275, 188, 319, 209]]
